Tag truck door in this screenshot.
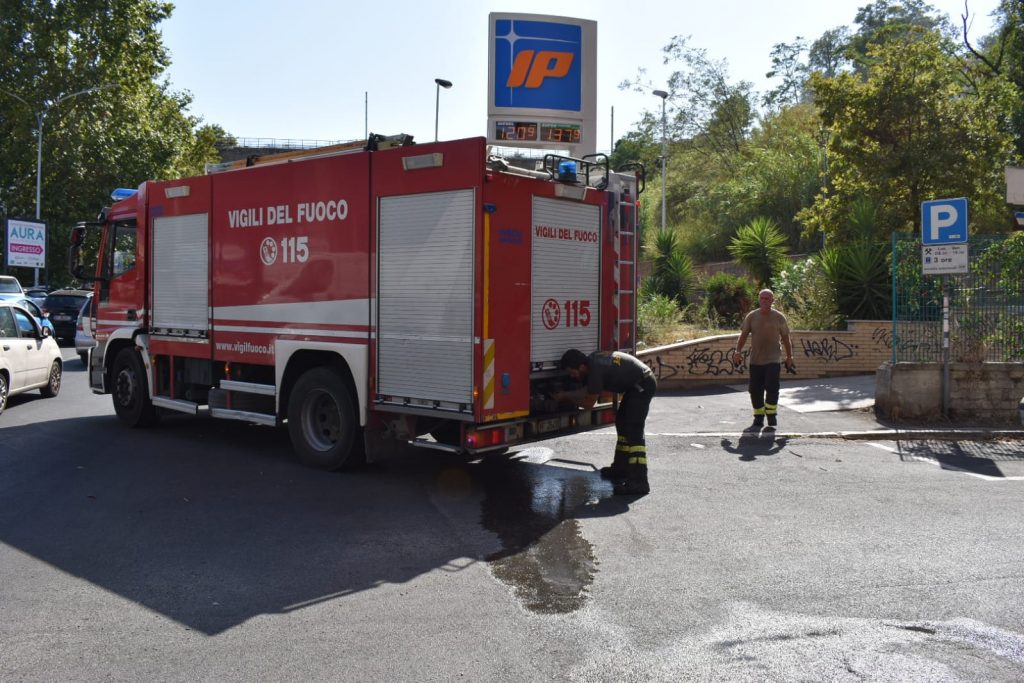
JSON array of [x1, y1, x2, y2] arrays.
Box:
[[530, 197, 602, 368], [376, 189, 475, 410]]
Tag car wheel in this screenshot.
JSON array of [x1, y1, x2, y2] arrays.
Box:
[[0, 372, 7, 415], [40, 360, 61, 398], [112, 348, 159, 427], [287, 367, 364, 470]]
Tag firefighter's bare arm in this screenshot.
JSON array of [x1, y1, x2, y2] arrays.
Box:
[[782, 333, 794, 369], [553, 388, 599, 410], [732, 329, 749, 365]]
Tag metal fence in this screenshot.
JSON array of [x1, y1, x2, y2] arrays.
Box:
[[891, 232, 1024, 363]]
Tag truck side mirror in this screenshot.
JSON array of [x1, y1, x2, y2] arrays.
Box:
[[70, 226, 86, 246]]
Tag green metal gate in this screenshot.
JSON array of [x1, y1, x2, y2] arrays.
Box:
[[891, 232, 1024, 363]]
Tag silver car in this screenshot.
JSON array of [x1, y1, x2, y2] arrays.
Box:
[[74, 297, 97, 364]]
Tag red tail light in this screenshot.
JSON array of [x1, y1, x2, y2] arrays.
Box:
[[465, 428, 505, 449]]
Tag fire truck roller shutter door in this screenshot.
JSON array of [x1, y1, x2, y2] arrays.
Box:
[[377, 190, 475, 406], [531, 197, 601, 366]]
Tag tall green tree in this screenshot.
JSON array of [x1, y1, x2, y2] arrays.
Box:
[[0, 0, 220, 284], [764, 38, 809, 110], [962, 0, 1024, 156], [847, 0, 954, 70], [809, 27, 853, 78], [800, 29, 1016, 243]]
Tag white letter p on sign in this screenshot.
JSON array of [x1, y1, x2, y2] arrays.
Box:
[[929, 205, 958, 241]]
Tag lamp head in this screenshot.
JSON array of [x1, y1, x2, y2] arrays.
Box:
[[652, 89, 668, 99], [435, 78, 453, 89]]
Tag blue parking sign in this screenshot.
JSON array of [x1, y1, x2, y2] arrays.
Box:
[[921, 198, 968, 245]]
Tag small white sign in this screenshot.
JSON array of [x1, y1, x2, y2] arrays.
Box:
[[922, 244, 968, 275], [1007, 166, 1024, 205]]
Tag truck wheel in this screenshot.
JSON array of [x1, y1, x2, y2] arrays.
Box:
[[40, 360, 61, 398], [112, 348, 159, 427], [287, 367, 364, 470]]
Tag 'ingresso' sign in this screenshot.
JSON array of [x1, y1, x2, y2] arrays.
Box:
[[5, 217, 46, 269]]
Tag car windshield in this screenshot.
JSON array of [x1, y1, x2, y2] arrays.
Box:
[[44, 295, 88, 309], [0, 278, 22, 294]]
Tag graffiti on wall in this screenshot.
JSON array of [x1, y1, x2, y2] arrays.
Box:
[[643, 348, 746, 379], [800, 336, 857, 363], [871, 327, 936, 356], [685, 346, 744, 375]]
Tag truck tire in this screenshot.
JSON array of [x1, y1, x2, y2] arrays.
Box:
[[112, 348, 159, 427], [40, 359, 61, 398], [287, 367, 364, 470]]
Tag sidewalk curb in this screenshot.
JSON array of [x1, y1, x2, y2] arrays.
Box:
[[809, 430, 1024, 441], [640, 430, 1024, 441]]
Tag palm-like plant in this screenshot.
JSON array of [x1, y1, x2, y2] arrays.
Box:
[[727, 217, 789, 288], [645, 228, 695, 305], [819, 243, 891, 320]]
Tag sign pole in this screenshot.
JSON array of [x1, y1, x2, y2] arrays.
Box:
[[942, 277, 950, 418]]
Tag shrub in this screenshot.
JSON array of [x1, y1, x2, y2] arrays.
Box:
[[701, 272, 757, 326], [637, 288, 682, 344], [774, 257, 842, 329]]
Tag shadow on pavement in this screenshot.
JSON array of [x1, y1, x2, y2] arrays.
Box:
[[896, 439, 1024, 478], [719, 434, 789, 461], [0, 415, 633, 632]]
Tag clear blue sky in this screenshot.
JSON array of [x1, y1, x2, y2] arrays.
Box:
[[160, 0, 1000, 153]]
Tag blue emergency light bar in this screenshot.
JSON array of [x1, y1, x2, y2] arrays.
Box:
[[110, 188, 138, 201]]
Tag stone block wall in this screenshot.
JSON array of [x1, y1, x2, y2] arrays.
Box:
[[636, 320, 898, 389], [875, 362, 1024, 423]]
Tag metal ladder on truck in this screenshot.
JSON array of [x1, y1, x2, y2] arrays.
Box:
[[204, 133, 414, 174], [609, 166, 643, 353], [536, 153, 643, 354]]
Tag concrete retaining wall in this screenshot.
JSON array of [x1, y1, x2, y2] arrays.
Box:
[[875, 362, 1024, 423], [636, 320, 895, 390]]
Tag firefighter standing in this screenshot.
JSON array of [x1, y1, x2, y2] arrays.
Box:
[[555, 349, 656, 496], [732, 289, 794, 429]]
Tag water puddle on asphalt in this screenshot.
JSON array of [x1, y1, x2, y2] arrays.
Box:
[[476, 448, 607, 614]]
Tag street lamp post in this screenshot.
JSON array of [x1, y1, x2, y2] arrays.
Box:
[[1, 84, 115, 285], [434, 78, 452, 142], [652, 89, 669, 233]]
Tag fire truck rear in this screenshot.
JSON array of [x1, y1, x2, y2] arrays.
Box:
[[69, 135, 641, 469]]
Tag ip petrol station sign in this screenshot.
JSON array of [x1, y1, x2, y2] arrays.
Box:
[[487, 13, 597, 156], [921, 198, 968, 274]]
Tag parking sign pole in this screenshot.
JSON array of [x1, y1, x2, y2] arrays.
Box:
[[942, 277, 950, 418]]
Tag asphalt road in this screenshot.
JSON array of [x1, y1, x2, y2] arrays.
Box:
[[1, 349, 1023, 681]]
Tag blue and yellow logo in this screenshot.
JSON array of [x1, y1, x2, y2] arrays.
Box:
[[494, 19, 581, 112]]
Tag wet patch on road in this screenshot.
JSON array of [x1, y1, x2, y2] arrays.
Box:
[[475, 448, 609, 614]]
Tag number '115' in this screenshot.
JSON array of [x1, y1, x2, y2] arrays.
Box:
[[564, 300, 591, 327]]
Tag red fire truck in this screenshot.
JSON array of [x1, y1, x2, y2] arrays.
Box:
[[69, 135, 641, 469]]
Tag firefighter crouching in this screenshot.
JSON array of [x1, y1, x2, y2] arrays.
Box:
[[553, 349, 657, 496]]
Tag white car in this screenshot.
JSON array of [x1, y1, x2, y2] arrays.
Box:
[[0, 302, 63, 414]]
